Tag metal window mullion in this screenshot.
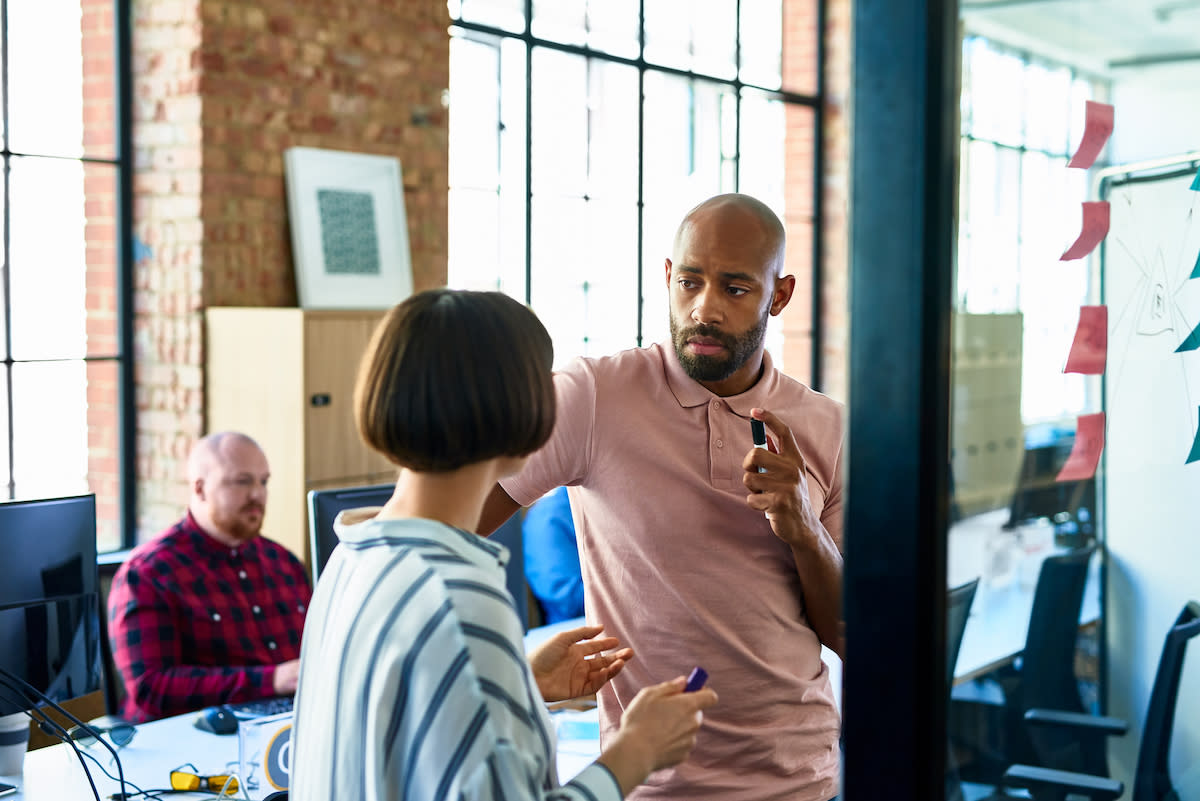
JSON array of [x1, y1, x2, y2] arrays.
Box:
[[116, 0, 136, 547]]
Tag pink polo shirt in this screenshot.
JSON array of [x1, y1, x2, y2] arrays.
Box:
[[502, 342, 844, 801]]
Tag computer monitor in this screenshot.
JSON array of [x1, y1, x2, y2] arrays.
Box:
[[0, 494, 103, 716], [307, 483, 395, 585], [307, 483, 531, 629]]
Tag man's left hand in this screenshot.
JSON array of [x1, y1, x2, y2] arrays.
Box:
[[528, 624, 633, 702], [742, 407, 824, 548]]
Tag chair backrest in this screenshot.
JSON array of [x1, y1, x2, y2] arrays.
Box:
[[1133, 600, 1200, 801], [1020, 544, 1095, 713], [947, 578, 980, 688]]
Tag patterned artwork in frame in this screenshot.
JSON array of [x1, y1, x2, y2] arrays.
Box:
[[284, 147, 413, 309]]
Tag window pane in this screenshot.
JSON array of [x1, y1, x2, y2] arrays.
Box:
[[9, 157, 119, 360], [1023, 61, 1072, 154], [449, 38, 501, 189], [7, 0, 117, 159], [587, 61, 639, 200], [449, 0, 525, 34], [9, 357, 119, 551], [531, 50, 588, 196], [584, 0, 640, 59], [531, 0, 585, 47], [11, 361, 88, 500], [643, 73, 735, 206], [965, 38, 1025, 147], [640, 201, 681, 349], [531, 198, 637, 365], [644, 0, 736, 79], [449, 34, 528, 296], [741, 0, 784, 90], [739, 89, 788, 213]]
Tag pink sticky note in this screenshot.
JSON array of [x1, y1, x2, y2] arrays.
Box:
[[1064, 305, 1108, 374], [1061, 202, 1110, 261], [1057, 412, 1105, 482], [1067, 101, 1114, 169]]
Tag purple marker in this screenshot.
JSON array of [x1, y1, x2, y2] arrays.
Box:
[[684, 666, 708, 692]]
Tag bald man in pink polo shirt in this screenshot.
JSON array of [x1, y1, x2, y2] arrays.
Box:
[[481, 193, 845, 801]]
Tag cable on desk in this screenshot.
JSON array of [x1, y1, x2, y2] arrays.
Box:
[[0, 682, 101, 801], [0, 667, 129, 801]]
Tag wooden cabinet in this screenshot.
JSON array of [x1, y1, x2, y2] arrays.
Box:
[[205, 308, 396, 564]]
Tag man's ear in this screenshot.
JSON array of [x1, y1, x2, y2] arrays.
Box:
[[193, 477, 206, 500], [769, 274, 796, 316], [664, 258, 673, 287]]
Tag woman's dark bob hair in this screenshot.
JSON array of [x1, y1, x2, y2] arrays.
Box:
[[354, 288, 556, 472]]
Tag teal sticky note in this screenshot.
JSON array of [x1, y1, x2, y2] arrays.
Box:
[[1193, 249, 1200, 280], [1189, 407, 1200, 464], [1177, 321, 1200, 353], [1193, 167, 1200, 191]]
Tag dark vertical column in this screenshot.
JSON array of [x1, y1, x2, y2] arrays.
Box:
[[116, 0, 136, 547], [843, 0, 959, 798]]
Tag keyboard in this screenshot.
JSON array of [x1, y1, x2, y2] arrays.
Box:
[[228, 696, 294, 718]]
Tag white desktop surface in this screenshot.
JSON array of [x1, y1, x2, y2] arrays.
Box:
[[948, 508, 1101, 683], [3, 711, 248, 800], [2, 703, 603, 800]]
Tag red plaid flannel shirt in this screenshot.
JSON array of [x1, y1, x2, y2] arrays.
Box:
[[107, 512, 312, 722]]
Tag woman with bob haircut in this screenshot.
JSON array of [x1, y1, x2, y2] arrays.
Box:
[[291, 288, 717, 801]]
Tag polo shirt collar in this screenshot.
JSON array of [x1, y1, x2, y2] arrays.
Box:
[[660, 339, 780, 419]]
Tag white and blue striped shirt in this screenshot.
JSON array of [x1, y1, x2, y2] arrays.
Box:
[[290, 512, 622, 801]]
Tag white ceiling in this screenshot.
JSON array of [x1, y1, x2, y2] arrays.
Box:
[[961, 0, 1200, 77]]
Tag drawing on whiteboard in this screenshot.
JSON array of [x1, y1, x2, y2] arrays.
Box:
[[1103, 158, 1200, 467]]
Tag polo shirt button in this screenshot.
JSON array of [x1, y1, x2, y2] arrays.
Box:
[[711, 400, 720, 408], [253, 605, 262, 615], [231, 549, 238, 558], [267, 641, 277, 650], [715, 439, 724, 448], [297, 604, 305, 613], [212, 612, 221, 622], [239, 570, 248, 580]]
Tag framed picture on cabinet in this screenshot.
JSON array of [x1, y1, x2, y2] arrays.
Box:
[[284, 147, 413, 309]]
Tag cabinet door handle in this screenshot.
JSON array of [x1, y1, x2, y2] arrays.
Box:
[[310, 393, 332, 407]]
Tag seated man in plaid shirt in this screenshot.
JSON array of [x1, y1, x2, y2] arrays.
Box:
[[108, 431, 312, 723]]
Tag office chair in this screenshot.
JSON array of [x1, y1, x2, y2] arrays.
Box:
[[949, 545, 1098, 786], [946, 578, 981, 801], [1004, 600, 1200, 801]]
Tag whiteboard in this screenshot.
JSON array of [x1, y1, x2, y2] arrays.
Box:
[[1100, 158, 1200, 789]]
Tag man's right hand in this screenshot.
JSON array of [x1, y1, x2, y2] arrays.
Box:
[[272, 658, 301, 695], [597, 676, 718, 796]]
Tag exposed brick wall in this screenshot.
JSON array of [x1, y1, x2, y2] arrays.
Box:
[[781, 0, 850, 402], [133, 0, 449, 538]]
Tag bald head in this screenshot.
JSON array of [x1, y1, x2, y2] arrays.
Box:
[[672, 193, 786, 278], [188, 431, 270, 547]]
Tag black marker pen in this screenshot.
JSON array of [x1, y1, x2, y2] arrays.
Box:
[[751, 418, 768, 473]]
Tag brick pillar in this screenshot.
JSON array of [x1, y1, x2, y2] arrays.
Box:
[[82, 0, 121, 549], [132, 0, 449, 539], [782, 0, 849, 401]]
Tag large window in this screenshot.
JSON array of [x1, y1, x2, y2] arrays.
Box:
[[1, 0, 132, 551], [446, 0, 820, 373], [957, 36, 1104, 425]]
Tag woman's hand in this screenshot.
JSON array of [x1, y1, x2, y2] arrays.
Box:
[[528, 623, 633, 702]]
